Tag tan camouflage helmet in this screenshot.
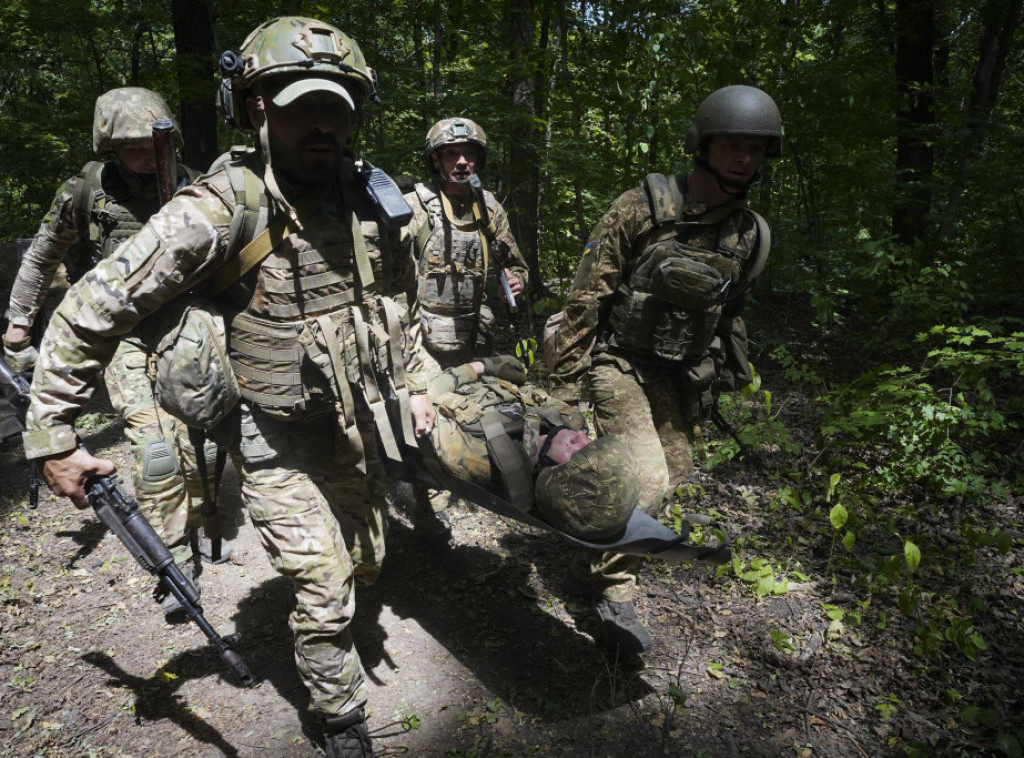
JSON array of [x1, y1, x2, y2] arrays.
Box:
[[93, 87, 181, 155], [424, 117, 488, 173], [219, 16, 376, 133], [535, 436, 639, 540], [684, 85, 782, 157]]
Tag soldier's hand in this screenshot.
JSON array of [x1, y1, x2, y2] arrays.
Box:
[[40, 448, 116, 509], [3, 343, 39, 375], [481, 355, 527, 385], [410, 393, 436, 438], [501, 269, 523, 299]]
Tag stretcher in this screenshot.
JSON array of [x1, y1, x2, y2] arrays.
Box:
[[383, 430, 731, 565]]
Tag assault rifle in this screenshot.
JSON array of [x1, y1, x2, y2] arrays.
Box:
[[467, 173, 534, 365], [0, 355, 255, 687]]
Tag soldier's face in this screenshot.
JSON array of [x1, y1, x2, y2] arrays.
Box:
[[544, 429, 592, 465], [434, 144, 479, 190], [248, 89, 353, 186], [706, 135, 768, 185], [115, 139, 157, 176]]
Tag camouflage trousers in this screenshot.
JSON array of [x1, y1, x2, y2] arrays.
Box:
[[104, 338, 208, 564], [572, 354, 696, 602], [229, 404, 388, 718]]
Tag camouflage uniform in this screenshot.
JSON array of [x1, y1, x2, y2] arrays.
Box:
[[5, 87, 204, 566], [402, 132, 529, 529], [23, 142, 426, 718], [549, 183, 767, 602], [24, 17, 427, 727], [427, 361, 583, 488]]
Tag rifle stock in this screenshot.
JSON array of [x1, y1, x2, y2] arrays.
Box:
[[152, 119, 178, 206], [0, 355, 255, 686]]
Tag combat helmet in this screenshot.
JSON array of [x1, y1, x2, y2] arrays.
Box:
[[684, 85, 782, 158], [219, 16, 377, 133], [93, 87, 181, 155], [424, 117, 488, 174], [535, 437, 639, 540]]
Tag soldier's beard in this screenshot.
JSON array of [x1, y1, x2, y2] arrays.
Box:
[[270, 133, 345, 190]]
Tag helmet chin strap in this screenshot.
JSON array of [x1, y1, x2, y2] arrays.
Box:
[[257, 117, 302, 226], [695, 154, 757, 197]]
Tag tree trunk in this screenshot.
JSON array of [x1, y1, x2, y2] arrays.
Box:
[[503, 0, 541, 310], [892, 0, 936, 248], [432, 0, 443, 107], [938, 0, 1023, 239], [171, 0, 219, 172]]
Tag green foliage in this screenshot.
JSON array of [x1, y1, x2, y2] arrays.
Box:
[[0, 0, 179, 241], [706, 370, 801, 469], [821, 324, 1024, 501]]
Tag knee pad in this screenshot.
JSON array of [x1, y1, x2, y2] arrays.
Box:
[[142, 438, 181, 482]]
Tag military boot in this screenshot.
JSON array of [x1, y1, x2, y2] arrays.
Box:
[[594, 597, 653, 655], [324, 707, 373, 758], [155, 558, 201, 623], [413, 496, 454, 548]]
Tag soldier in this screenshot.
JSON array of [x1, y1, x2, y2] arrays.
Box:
[[21, 17, 430, 757], [1, 87, 216, 620], [425, 355, 639, 543], [402, 117, 529, 544], [548, 85, 782, 654]]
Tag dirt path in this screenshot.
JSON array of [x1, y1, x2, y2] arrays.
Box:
[[2, 376, 1021, 757]]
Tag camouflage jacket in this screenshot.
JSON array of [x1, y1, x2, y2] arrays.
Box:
[[6, 160, 196, 328], [23, 158, 428, 460], [548, 176, 765, 403], [427, 362, 584, 490]]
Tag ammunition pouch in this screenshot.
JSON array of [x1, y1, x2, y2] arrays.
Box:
[[298, 297, 416, 473]]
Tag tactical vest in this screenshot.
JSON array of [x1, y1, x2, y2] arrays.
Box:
[[66, 160, 194, 282], [412, 182, 490, 354], [605, 173, 770, 363], [211, 153, 415, 468]]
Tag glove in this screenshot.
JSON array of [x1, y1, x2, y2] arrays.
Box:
[[3, 343, 38, 374], [482, 355, 527, 385]]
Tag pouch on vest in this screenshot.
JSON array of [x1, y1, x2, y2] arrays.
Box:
[[421, 310, 480, 354], [677, 354, 717, 421], [141, 297, 240, 431], [542, 310, 564, 372], [650, 252, 728, 309]]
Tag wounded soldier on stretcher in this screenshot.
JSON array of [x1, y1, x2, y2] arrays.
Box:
[[422, 355, 639, 540]]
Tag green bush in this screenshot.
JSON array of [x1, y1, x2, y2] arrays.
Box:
[[821, 324, 1024, 501]]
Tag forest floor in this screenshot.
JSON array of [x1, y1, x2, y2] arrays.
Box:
[[1, 264, 1022, 758]]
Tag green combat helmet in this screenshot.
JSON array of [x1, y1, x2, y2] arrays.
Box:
[[93, 87, 181, 155], [424, 117, 488, 174], [218, 16, 377, 134], [683, 84, 782, 158], [535, 437, 639, 540]]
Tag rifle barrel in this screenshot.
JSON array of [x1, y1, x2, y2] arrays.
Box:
[[152, 119, 178, 206]]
